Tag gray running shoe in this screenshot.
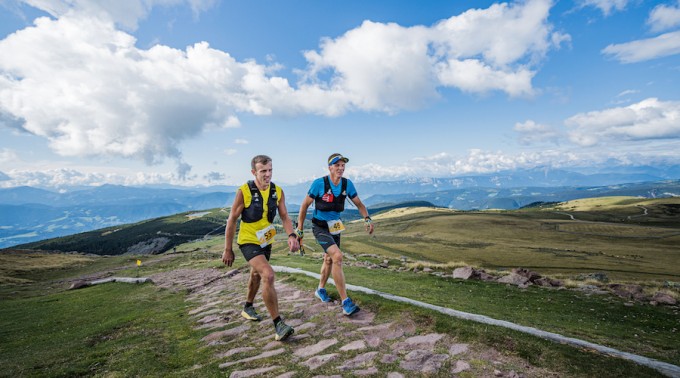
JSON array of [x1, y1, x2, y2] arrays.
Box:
[[241, 305, 262, 321], [274, 321, 294, 341]]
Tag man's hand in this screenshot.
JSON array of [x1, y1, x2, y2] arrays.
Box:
[[288, 235, 300, 252], [365, 217, 374, 235], [222, 249, 235, 267]]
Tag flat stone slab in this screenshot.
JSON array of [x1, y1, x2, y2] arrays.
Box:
[[340, 340, 366, 351], [337, 351, 379, 371], [228, 365, 280, 378], [219, 348, 285, 368], [202, 324, 252, 342], [302, 353, 340, 370], [294, 338, 338, 358]]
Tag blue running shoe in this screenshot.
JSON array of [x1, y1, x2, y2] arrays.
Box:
[[342, 297, 360, 316], [315, 288, 331, 302]]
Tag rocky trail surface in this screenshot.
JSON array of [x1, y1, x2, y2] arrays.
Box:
[[149, 267, 560, 378]]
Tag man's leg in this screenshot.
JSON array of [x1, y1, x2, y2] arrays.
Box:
[[319, 253, 332, 288], [325, 245, 348, 301], [247, 255, 279, 319], [246, 268, 261, 303]]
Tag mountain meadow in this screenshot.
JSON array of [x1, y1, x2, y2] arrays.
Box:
[[1, 196, 679, 377]]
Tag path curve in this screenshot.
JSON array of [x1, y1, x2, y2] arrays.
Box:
[[273, 266, 680, 377]]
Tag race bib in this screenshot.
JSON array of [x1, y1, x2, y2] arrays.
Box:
[[256, 225, 277, 247], [327, 219, 345, 235]]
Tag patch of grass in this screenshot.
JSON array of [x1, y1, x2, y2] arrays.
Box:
[[0, 283, 220, 377]]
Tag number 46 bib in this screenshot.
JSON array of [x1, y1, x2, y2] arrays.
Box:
[[327, 219, 345, 235]]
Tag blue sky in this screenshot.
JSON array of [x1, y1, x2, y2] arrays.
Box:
[[0, 0, 679, 188]]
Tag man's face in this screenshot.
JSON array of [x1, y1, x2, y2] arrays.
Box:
[[252, 161, 273, 186], [329, 161, 345, 177]]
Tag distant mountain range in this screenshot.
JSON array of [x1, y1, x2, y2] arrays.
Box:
[[0, 185, 235, 248], [1, 166, 678, 249]]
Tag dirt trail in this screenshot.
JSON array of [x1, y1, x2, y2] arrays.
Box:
[[149, 267, 561, 377]]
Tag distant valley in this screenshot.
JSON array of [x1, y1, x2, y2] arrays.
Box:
[[1, 166, 679, 249]]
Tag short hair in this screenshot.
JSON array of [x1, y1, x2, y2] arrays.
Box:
[[251, 155, 272, 170]]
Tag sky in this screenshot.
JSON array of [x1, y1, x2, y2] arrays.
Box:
[[0, 0, 679, 189]]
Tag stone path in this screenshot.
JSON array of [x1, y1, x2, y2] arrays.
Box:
[[149, 267, 561, 377]]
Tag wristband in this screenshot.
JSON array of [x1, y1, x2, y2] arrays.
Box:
[[288, 233, 297, 238], [364, 216, 372, 223]]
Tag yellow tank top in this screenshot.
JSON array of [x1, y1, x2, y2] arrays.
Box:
[[237, 182, 282, 246]]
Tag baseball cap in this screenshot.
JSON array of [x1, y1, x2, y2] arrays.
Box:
[[328, 153, 349, 166]]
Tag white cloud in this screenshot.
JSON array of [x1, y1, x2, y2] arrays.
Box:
[[304, 0, 568, 107], [648, 1, 680, 33], [602, 30, 680, 63], [565, 98, 680, 146], [0, 0, 567, 171], [616, 89, 639, 97], [0, 148, 19, 164], [234, 139, 249, 144], [224, 149, 237, 155], [21, 0, 217, 30], [514, 120, 561, 145], [344, 146, 680, 182], [0, 15, 270, 166], [579, 0, 630, 16], [0, 167, 179, 188]]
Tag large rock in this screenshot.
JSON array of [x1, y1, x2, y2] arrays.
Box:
[[608, 284, 647, 301], [453, 266, 475, 280], [512, 268, 541, 282], [651, 292, 677, 305], [497, 273, 529, 286]]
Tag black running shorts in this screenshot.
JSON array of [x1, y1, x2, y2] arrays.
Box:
[[312, 223, 341, 253], [238, 243, 272, 261]]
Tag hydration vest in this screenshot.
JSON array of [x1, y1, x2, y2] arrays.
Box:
[[241, 181, 278, 223], [315, 176, 347, 212]]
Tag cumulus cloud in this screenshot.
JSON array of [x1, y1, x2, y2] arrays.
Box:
[[304, 0, 568, 109], [602, 30, 680, 63], [224, 149, 237, 155], [579, 0, 630, 16], [565, 98, 680, 146], [514, 120, 561, 145], [647, 1, 680, 33], [0, 0, 567, 172], [234, 139, 249, 144]]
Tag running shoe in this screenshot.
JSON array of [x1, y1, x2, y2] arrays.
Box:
[[315, 287, 331, 302], [342, 297, 360, 316], [241, 305, 263, 321], [274, 321, 294, 341]]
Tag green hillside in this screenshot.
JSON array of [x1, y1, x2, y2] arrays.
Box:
[[10, 208, 229, 256], [340, 197, 680, 281]]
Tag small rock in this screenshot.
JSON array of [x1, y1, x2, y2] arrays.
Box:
[[451, 360, 471, 374]]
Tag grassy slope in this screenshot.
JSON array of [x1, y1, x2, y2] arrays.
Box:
[[343, 197, 680, 281]]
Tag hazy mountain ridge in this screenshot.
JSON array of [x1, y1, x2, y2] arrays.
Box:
[[0, 185, 235, 248], [1, 166, 679, 248], [363, 180, 680, 210]]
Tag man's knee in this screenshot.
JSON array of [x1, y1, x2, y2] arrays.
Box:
[[259, 267, 275, 285], [327, 248, 343, 265]]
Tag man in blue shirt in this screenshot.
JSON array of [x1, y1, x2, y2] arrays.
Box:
[[296, 153, 374, 316]]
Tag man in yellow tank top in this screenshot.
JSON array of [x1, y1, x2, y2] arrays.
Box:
[[222, 155, 300, 341]]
